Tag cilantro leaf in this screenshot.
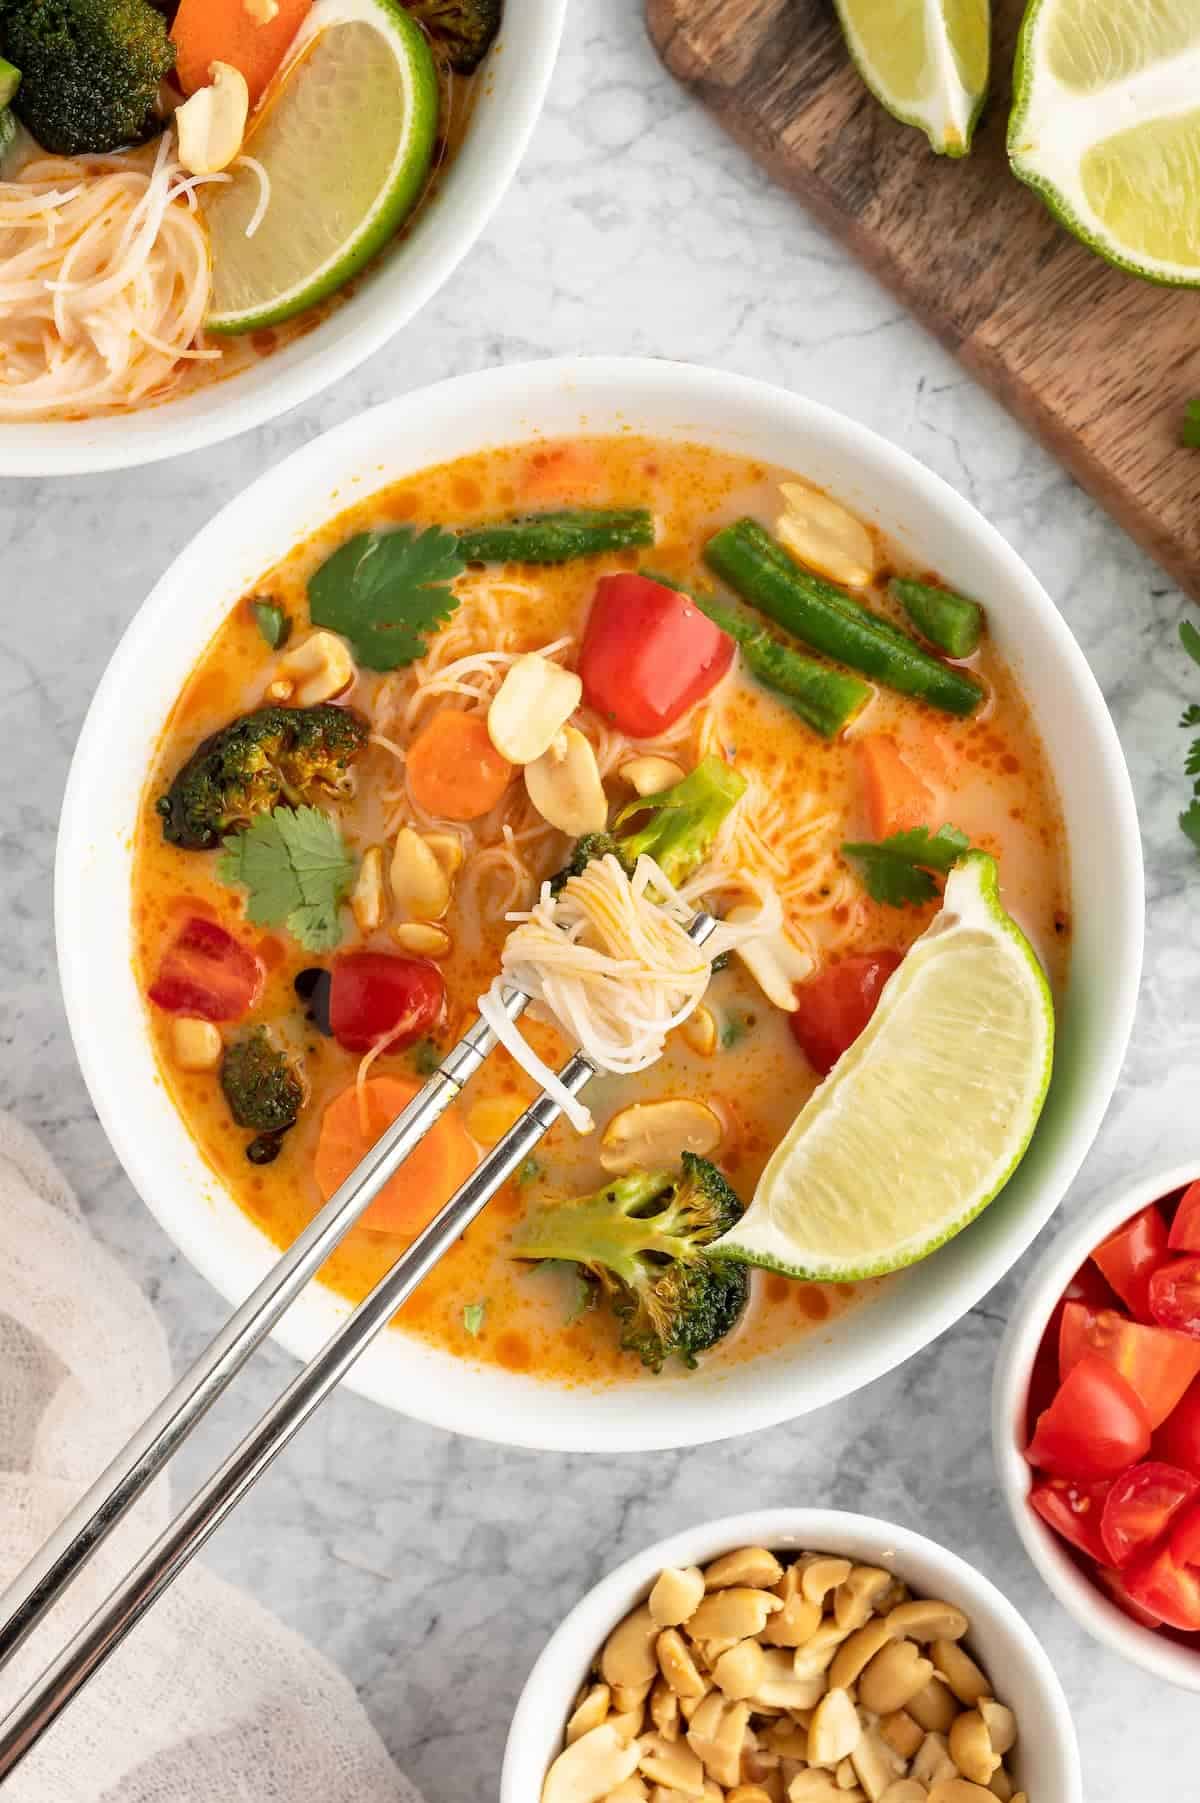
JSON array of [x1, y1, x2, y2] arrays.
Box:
[[1183, 399, 1200, 450], [1182, 704, 1200, 729], [517, 1158, 542, 1186], [252, 600, 290, 649], [1186, 740, 1200, 781], [463, 1300, 487, 1337], [308, 527, 466, 671], [1181, 620, 1200, 670], [218, 806, 357, 952], [409, 1037, 442, 1077], [1182, 802, 1200, 850], [842, 824, 970, 907]]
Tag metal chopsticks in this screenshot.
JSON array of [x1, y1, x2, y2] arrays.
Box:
[[0, 982, 530, 1677], [0, 913, 715, 1777]]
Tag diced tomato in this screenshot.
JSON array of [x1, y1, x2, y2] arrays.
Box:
[[1099, 1461, 1200, 1567], [1025, 1353, 1152, 1481], [1155, 1379, 1200, 1478], [1092, 1204, 1170, 1322], [578, 574, 735, 738], [1029, 1476, 1112, 1563], [788, 951, 904, 1077], [328, 952, 444, 1054], [1125, 1537, 1200, 1632], [1170, 1499, 1200, 1567], [857, 735, 934, 838], [1059, 1302, 1200, 1428], [148, 916, 263, 1022], [1026, 1262, 1125, 1436], [1169, 1182, 1200, 1253], [1150, 1258, 1200, 1340], [1093, 1564, 1164, 1630]]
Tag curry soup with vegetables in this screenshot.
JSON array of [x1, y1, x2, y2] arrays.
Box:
[[133, 435, 1070, 1388]]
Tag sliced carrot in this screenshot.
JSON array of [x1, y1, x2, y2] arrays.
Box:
[[520, 444, 605, 504], [314, 1076, 477, 1238], [406, 709, 513, 822], [171, 0, 313, 104], [858, 734, 934, 838]]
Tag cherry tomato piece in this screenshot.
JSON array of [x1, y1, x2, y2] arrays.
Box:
[[789, 951, 904, 1077], [1059, 1302, 1200, 1428], [1027, 1262, 1125, 1438], [1149, 1258, 1200, 1340], [1025, 1353, 1152, 1481], [578, 574, 735, 738], [328, 952, 445, 1053], [1099, 1461, 1200, 1567], [1092, 1204, 1170, 1322], [1155, 1379, 1200, 1479], [1170, 1499, 1200, 1567], [1093, 1564, 1164, 1630], [1125, 1539, 1200, 1632], [1029, 1476, 1112, 1563], [1169, 1182, 1200, 1253], [147, 916, 263, 1022]]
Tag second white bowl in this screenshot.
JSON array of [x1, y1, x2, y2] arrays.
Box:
[[500, 1507, 1083, 1802], [993, 1161, 1200, 1693]]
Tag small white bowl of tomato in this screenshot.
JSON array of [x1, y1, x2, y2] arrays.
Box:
[[994, 1163, 1200, 1690]]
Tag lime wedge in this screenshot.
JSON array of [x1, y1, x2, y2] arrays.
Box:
[[205, 0, 439, 334], [716, 853, 1054, 1282], [1009, 0, 1200, 285], [834, 0, 990, 157]]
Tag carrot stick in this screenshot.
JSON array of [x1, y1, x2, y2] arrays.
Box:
[[171, 0, 313, 105], [405, 709, 513, 822], [858, 734, 935, 839], [314, 1075, 477, 1237]]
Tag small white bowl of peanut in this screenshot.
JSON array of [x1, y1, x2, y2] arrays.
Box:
[[501, 1510, 1081, 1803]]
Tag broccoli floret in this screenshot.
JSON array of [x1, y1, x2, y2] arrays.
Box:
[[156, 704, 370, 851], [1, 0, 175, 157], [550, 756, 746, 895], [510, 1154, 749, 1372], [220, 1030, 304, 1135], [614, 757, 747, 887], [404, 0, 501, 72]]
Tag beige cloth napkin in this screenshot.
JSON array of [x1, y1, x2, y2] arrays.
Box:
[[0, 1112, 422, 1803]]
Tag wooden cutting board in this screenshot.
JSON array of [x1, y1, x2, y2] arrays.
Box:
[[645, 0, 1200, 599]]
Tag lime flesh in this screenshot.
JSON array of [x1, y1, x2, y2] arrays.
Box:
[[206, 0, 439, 334], [1010, 0, 1200, 285], [834, 0, 990, 157], [716, 854, 1054, 1283]]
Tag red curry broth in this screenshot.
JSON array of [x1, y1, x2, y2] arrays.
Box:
[[132, 435, 1071, 1388]]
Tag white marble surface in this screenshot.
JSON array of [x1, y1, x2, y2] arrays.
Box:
[[1, 3, 1196, 1797]]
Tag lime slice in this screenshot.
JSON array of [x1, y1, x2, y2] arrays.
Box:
[[205, 0, 439, 334], [834, 0, 990, 157], [1009, 0, 1200, 285], [717, 853, 1054, 1282]]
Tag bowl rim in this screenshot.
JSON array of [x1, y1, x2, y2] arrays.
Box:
[[499, 1505, 1084, 1802], [0, 0, 567, 477], [992, 1160, 1200, 1692], [55, 353, 1145, 1451]]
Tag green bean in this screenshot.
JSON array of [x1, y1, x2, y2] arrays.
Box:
[[703, 520, 983, 717], [890, 576, 984, 660], [694, 597, 870, 739], [456, 508, 654, 564]]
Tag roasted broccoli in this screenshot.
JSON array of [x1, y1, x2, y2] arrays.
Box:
[[0, 0, 175, 156], [510, 1154, 749, 1372], [220, 1031, 304, 1137], [157, 705, 370, 851], [404, 0, 501, 72], [552, 755, 746, 893]]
